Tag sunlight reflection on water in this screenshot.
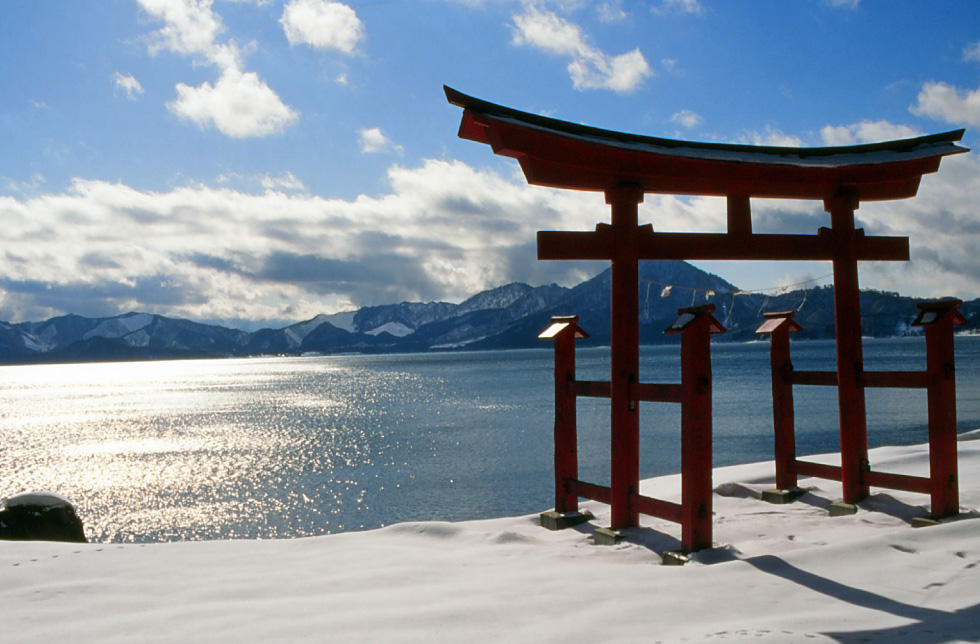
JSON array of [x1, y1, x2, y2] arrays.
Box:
[[0, 356, 447, 542], [3, 339, 980, 543]]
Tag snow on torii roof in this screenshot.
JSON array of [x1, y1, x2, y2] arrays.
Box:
[[446, 86, 968, 201]]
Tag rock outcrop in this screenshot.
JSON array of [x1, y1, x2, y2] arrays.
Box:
[[0, 491, 87, 543]]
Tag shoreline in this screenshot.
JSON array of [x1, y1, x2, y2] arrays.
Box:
[[3, 440, 980, 643]]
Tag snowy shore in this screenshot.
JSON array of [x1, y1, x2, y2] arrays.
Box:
[[3, 440, 980, 643]]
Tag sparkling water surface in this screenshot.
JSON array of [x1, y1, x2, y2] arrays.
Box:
[[3, 337, 979, 543]]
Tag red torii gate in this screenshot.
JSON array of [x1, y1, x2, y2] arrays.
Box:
[[446, 86, 968, 550]]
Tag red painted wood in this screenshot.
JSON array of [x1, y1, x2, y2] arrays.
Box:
[[572, 380, 611, 398], [567, 478, 611, 504], [788, 370, 839, 387], [727, 194, 753, 236], [861, 371, 929, 389], [680, 314, 713, 552], [863, 470, 932, 495], [633, 494, 683, 524], [770, 325, 797, 490], [536, 230, 910, 262], [827, 194, 871, 503], [553, 329, 579, 513], [573, 380, 683, 403], [630, 382, 684, 404], [926, 319, 959, 518], [454, 88, 968, 544], [521, 160, 930, 201], [608, 185, 643, 529], [790, 370, 929, 389], [794, 460, 843, 481], [468, 114, 952, 201]]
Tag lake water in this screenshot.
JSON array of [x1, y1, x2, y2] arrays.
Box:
[[3, 337, 980, 543]]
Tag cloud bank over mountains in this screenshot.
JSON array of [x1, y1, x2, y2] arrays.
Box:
[[2, 2, 979, 329], [3, 144, 978, 330]]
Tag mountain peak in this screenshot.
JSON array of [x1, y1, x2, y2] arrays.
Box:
[[1, 261, 973, 364]]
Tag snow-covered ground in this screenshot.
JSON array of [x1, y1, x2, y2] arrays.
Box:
[[3, 440, 980, 643]]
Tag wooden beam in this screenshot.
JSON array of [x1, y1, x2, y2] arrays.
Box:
[[572, 380, 611, 398], [567, 478, 611, 504], [863, 470, 931, 495], [861, 370, 928, 389], [631, 382, 683, 403], [537, 230, 910, 262], [727, 194, 752, 236], [789, 370, 838, 386], [795, 460, 843, 481], [633, 493, 683, 523]]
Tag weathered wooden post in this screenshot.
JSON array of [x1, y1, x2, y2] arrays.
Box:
[[913, 300, 966, 519], [826, 193, 871, 505], [756, 311, 804, 497], [667, 304, 725, 552], [538, 315, 593, 530], [607, 185, 645, 529]]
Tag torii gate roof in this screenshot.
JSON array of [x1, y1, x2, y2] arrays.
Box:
[[446, 86, 968, 201]]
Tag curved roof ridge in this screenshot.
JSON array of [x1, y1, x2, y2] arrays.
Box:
[[445, 86, 966, 160]]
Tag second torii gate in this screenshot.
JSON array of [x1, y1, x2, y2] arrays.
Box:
[[446, 86, 967, 539]]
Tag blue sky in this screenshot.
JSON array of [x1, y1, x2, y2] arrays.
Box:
[[2, 0, 980, 329]]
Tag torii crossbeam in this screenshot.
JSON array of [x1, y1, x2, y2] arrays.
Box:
[[446, 86, 968, 541]]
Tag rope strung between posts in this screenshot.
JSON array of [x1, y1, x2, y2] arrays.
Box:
[[638, 272, 834, 326]]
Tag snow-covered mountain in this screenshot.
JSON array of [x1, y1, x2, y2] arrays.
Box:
[[1, 261, 973, 364], [1, 312, 248, 363]]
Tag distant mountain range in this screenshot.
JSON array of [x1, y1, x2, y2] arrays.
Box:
[[2, 260, 978, 365]]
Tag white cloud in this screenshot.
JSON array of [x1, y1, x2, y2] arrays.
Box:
[[670, 110, 701, 129], [965, 42, 980, 62], [281, 0, 364, 53], [137, 0, 298, 138], [168, 69, 299, 138], [358, 128, 403, 154], [512, 6, 583, 57], [569, 49, 650, 93], [826, 0, 860, 8], [137, 0, 241, 69], [4, 147, 980, 325], [736, 126, 804, 147], [911, 81, 980, 128], [261, 172, 306, 192], [597, 1, 628, 23], [511, 5, 652, 92], [114, 72, 144, 100], [820, 120, 921, 145], [653, 0, 702, 15], [856, 152, 980, 298], [4, 173, 46, 195], [0, 160, 610, 325]]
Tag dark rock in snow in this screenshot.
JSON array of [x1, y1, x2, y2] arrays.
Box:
[[0, 491, 87, 543]]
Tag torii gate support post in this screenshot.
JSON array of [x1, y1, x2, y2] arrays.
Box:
[[538, 316, 594, 530], [544, 317, 587, 514], [827, 193, 871, 503], [921, 302, 964, 518], [677, 309, 716, 552], [608, 185, 644, 529], [756, 312, 803, 491]]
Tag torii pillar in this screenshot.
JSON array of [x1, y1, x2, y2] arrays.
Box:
[[827, 193, 870, 502], [608, 185, 644, 527]]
